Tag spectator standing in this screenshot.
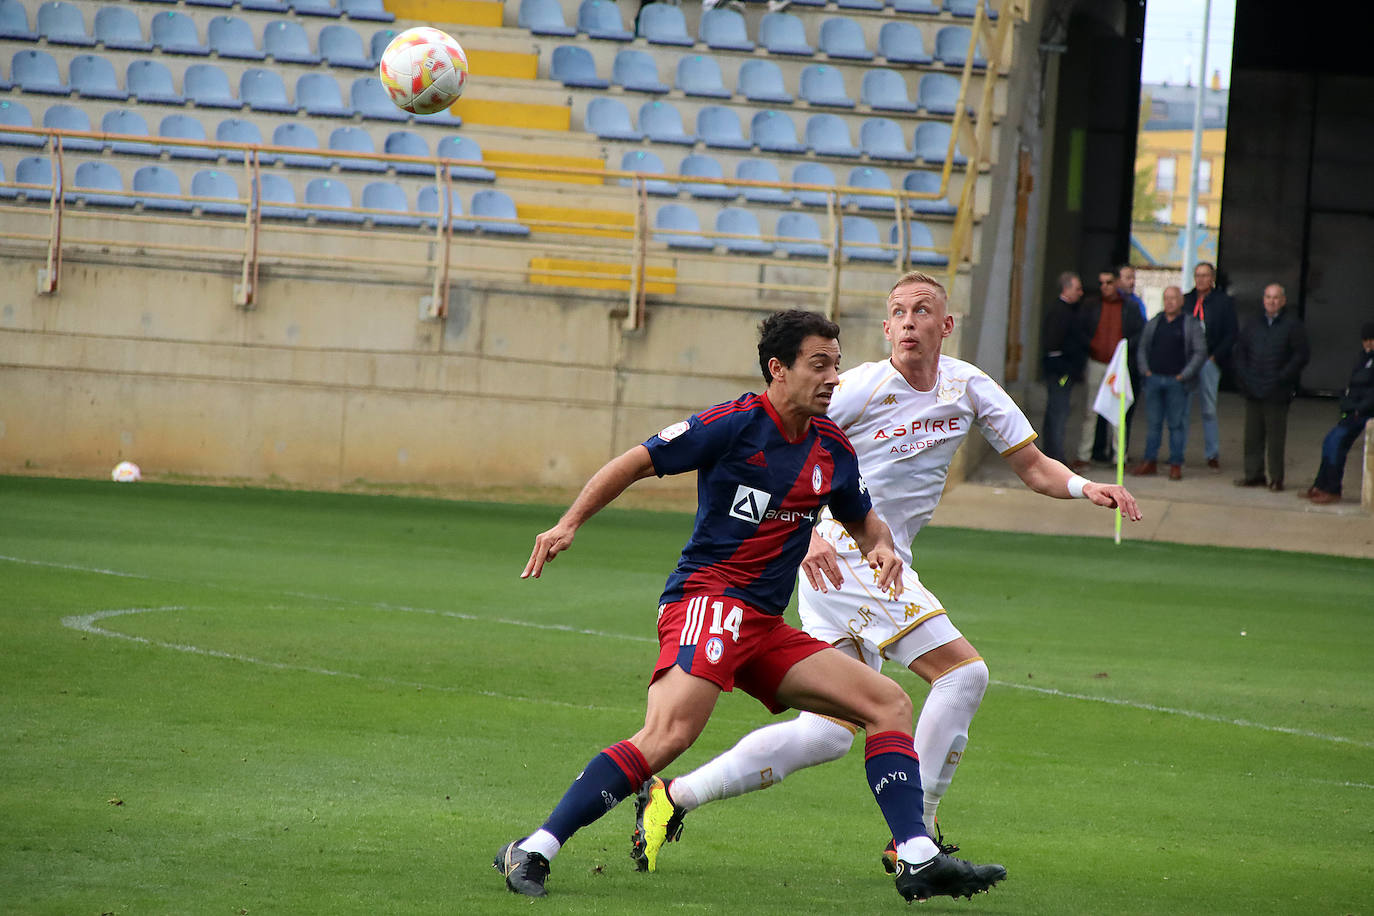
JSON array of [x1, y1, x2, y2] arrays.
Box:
[[1232, 284, 1310, 491], [1130, 286, 1206, 480], [1117, 264, 1148, 322], [1040, 271, 1088, 464], [1183, 262, 1238, 471], [1304, 321, 1374, 504], [1115, 263, 1147, 456], [1076, 268, 1144, 467]]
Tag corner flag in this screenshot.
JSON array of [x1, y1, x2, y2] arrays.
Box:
[[1092, 339, 1134, 424]]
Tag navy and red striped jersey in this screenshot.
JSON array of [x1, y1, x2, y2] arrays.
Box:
[[642, 391, 871, 614]]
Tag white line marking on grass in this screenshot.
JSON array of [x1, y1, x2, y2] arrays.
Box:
[[0, 553, 152, 579]]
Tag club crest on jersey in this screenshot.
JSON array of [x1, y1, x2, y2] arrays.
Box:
[[811, 464, 823, 493], [704, 636, 724, 664], [657, 420, 690, 442], [729, 484, 771, 523], [936, 377, 967, 404]]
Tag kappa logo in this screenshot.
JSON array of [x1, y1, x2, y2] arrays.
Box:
[[746, 450, 768, 467], [729, 484, 771, 523], [880, 394, 899, 406]]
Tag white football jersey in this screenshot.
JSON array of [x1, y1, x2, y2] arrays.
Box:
[[823, 355, 1036, 560]]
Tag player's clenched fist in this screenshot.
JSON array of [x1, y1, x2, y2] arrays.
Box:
[[522, 524, 576, 579]]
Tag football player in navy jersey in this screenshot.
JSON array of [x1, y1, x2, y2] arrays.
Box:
[[495, 310, 1004, 901]]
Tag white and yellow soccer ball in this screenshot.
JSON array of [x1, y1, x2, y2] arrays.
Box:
[[378, 26, 469, 115], [111, 461, 141, 483]]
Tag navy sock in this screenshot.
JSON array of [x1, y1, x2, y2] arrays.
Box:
[[541, 740, 651, 844], [864, 730, 926, 845]]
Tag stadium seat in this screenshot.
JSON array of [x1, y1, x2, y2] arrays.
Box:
[[878, 21, 933, 65], [15, 156, 56, 200], [801, 65, 854, 108], [160, 114, 218, 161], [0, 162, 11, 202], [134, 165, 193, 212], [819, 18, 873, 61], [585, 97, 641, 141], [842, 215, 894, 262], [471, 189, 530, 236], [619, 149, 677, 196], [776, 212, 828, 258], [243, 0, 291, 13], [860, 117, 915, 162], [369, 28, 398, 65], [265, 19, 320, 64], [891, 0, 939, 12], [914, 121, 966, 165], [654, 203, 713, 250], [837, 0, 883, 10], [351, 77, 410, 121], [240, 68, 294, 113], [272, 123, 329, 168], [383, 130, 433, 175], [946, 0, 996, 19], [329, 126, 385, 172], [185, 64, 240, 109], [208, 15, 265, 60], [786, 0, 828, 9], [678, 154, 733, 200], [187, 0, 236, 8], [696, 106, 751, 150], [306, 177, 364, 223], [102, 109, 160, 156], [12, 50, 70, 95], [700, 8, 753, 52], [758, 12, 813, 57], [551, 45, 609, 89], [0, 100, 46, 148], [716, 207, 773, 255], [791, 161, 836, 207], [216, 117, 265, 164], [191, 169, 246, 216], [291, 0, 342, 17], [1, 0, 37, 40], [297, 73, 351, 117], [613, 49, 669, 94], [151, 10, 210, 55], [806, 114, 860, 158], [94, 6, 151, 51], [917, 73, 961, 115], [892, 220, 948, 265], [862, 69, 917, 113], [518, 0, 575, 37], [676, 55, 730, 99], [257, 172, 308, 219], [37, 1, 94, 47], [636, 2, 692, 47], [340, 0, 394, 22], [842, 166, 896, 211], [436, 135, 496, 181], [128, 59, 184, 104], [415, 185, 477, 231], [639, 100, 694, 145], [361, 181, 420, 226], [69, 161, 134, 207], [739, 60, 792, 105], [42, 104, 100, 151], [903, 170, 957, 214], [736, 159, 790, 205], [578, 0, 632, 41], [751, 110, 805, 154], [936, 25, 986, 68], [70, 54, 129, 101]]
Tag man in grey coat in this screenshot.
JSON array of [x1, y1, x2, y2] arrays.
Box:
[[1233, 284, 1310, 491], [1130, 286, 1207, 480]]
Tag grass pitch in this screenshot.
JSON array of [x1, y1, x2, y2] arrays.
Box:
[[1, 476, 1370, 915]]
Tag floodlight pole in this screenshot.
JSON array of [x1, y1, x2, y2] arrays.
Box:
[[1181, 0, 1212, 285]]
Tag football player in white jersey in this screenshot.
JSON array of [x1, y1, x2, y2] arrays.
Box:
[[632, 271, 1142, 875]]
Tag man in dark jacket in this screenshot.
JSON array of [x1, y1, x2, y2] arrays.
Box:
[[1076, 268, 1145, 466], [1130, 286, 1207, 480], [1040, 271, 1088, 463], [1232, 284, 1310, 491], [1304, 321, 1374, 504], [1183, 262, 1239, 470]]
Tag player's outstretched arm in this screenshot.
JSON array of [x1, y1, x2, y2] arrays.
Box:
[[522, 445, 658, 579], [1004, 443, 1143, 521], [801, 529, 845, 593], [835, 510, 904, 598]]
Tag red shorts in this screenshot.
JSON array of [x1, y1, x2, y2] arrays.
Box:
[[651, 595, 831, 713]]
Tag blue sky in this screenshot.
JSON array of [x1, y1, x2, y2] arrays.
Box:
[[1140, 0, 1237, 89]]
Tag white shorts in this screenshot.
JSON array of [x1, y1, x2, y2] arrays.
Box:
[[797, 518, 962, 672]]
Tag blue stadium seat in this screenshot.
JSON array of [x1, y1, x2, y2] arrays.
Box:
[[436, 135, 496, 181], [842, 215, 894, 262], [257, 172, 307, 219], [914, 121, 966, 165], [636, 2, 692, 46], [1, 0, 37, 40], [94, 6, 151, 51], [298, 73, 351, 117], [676, 55, 729, 99], [208, 15, 265, 60], [736, 158, 789, 205], [892, 220, 948, 265], [806, 113, 860, 158], [272, 123, 329, 168], [716, 207, 773, 255], [903, 170, 956, 214], [291, 0, 342, 18], [860, 117, 915, 162], [862, 69, 917, 113], [946, 0, 996, 19], [69, 161, 134, 207], [654, 204, 713, 250], [383, 130, 433, 175], [306, 177, 364, 223], [613, 49, 669, 94], [191, 169, 246, 216], [128, 59, 184, 104], [935, 25, 986, 67], [240, 68, 294, 113], [0, 162, 11, 201], [842, 166, 896, 211], [319, 23, 370, 68], [0, 100, 46, 148], [416, 185, 477, 231], [37, 1, 94, 46], [751, 109, 805, 154], [917, 73, 961, 114], [42, 104, 101, 151], [329, 126, 385, 172], [518, 0, 575, 37], [800, 65, 854, 108], [341, 0, 395, 22], [678, 154, 733, 200], [878, 21, 932, 65], [369, 28, 398, 65], [159, 114, 218, 161], [15, 156, 56, 200], [216, 117, 265, 164], [700, 8, 753, 52], [639, 100, 694, 145], [264, 19, 319, 64], [551, 45, 608, 88], [70, 54, 129, 101], [791, 161, 836, 207], [696, 106, 749, 150], [819, 18, 873, 61], [890, 0, 939, 12], [187, 0, 235, 8], [787, 0, 828, 8], [243, 0, 291, 15], [758, 12, 813, 56], [362, 181, 420, 226], [739, 59, 792, 104], [837, 0, 883, 10], [619, 149, 677, 196], [585, 97, 641, 141], [578, 0, 632, 41], [351, 77, 410, 121], [151, 10, 209, 55], [134, 165, 193, 211], [12, 50, 70, 95], [185, 63, 240, 109], [102, 109, 160, 156], [471, 189, 530, 236], [776, 212, 828, 258]]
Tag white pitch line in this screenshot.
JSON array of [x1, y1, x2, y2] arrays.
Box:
[[0, 553, 152, 579]]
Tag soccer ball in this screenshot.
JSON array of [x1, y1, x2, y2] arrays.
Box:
[[112, 461, 141, 483], [378, 27, 469, 115]]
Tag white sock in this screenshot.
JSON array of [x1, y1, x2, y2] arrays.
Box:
[[913, 660, 988, 835], [895, 835, 940, 864], [668, 712, 855, 812], [518, 829, 561, 862]]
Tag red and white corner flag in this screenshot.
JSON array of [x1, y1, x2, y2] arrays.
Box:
[[1093, 339, 1134, 425]]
